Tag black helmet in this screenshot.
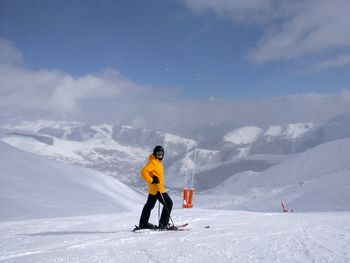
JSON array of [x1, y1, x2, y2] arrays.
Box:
[[153, 145, 164, 160]]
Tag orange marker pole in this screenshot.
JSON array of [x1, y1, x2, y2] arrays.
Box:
[[187, 188, 194, 208], [183, 188, 189, 208]]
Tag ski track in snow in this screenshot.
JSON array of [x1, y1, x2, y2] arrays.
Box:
[[1, 209, 350, 263]]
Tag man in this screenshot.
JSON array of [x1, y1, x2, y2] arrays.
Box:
[[138, 145, 176, 230]]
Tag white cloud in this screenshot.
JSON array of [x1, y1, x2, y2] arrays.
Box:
[[184, 0, 275, 24], [0, 38, 349, 137], [94, 91, 350, 138], [185, 0, 350, 67], [303, 54, 350, 73], [0, 39, 148, 118], [249, 0, 350, 63]]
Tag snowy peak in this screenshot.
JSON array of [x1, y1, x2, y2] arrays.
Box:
[[221, 123, 315, 157], [264, 123, 314, 140], [223, 126, 263, 145], [223, 123, 314, 146]]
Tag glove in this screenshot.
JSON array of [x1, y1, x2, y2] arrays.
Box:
[[152, 176, 159, 184]]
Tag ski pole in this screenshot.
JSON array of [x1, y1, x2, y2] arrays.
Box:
[[159, 191, 175, 227], [158, 201, 160, 224], [157, 186, 175, 227]]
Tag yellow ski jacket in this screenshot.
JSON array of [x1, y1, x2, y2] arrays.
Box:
[[141, 154, 166, 194]]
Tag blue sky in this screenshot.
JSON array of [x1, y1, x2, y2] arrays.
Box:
[[1, 0, 350, 100], [0, 0, 350, 136]]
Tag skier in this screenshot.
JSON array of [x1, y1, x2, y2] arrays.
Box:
[[138, 145, 176, 230]]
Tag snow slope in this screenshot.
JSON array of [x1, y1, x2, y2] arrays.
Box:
[[298, 112, 350, 150], [0, 141, 143, 221], [0, 209, 349, 263], [1, 124, 350, 262], [209, 138, 350, 212]]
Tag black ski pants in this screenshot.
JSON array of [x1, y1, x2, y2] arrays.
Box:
[[139, 192, 173, 228]]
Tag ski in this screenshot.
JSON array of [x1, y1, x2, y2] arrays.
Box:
[[132, 223, 189, 233], [175, 223, 189, 228]]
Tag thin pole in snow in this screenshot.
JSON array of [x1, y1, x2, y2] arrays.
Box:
[[271, 174, 288, 212], [158, 201, 160, 225], [181, 145, 190, 223], [184, 145, 189, 189], [191, 144, 198, 189]]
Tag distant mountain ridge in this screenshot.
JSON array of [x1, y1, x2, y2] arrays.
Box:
[[221, 122, 315, 155], [1, 112, 350, 191], [0, 120, 196, 187]]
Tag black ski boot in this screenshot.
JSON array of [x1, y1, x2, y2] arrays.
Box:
[[159, 223, 178, 231], [134, 222, 158, 231], [144, 223, 158, 230]]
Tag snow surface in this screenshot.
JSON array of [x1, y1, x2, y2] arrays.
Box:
[[0, 141, 143, 221], [1, 209, 349, 262], [2, 118, 350, 262]]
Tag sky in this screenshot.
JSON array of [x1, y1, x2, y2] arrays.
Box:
[[0, 0, 350, 137]]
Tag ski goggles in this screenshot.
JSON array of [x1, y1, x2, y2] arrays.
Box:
[[155, 151, 164, 158]]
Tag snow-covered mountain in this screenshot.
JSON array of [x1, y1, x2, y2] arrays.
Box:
[[2, 118, 350, 262], [297, 112, 350, 150], [221, 113, 350, 157], [207, 138, 350, 212], [222, 123, 315, 156], [1, 138, 350, 261], [1, 113, 350, 193], [223, 126, 264, 145], [0, 121, 196, 187], [0, 140, 143, 221], [166, 123, 316, 190], [221, 123, 315, 147]]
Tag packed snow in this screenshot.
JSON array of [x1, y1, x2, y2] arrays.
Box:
[[2, 117, 350, 262], [1, 209, 349, 262]]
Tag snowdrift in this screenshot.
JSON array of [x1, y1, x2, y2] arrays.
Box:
[[0, 141, 143, 221], [210, 138, 350, 212]]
